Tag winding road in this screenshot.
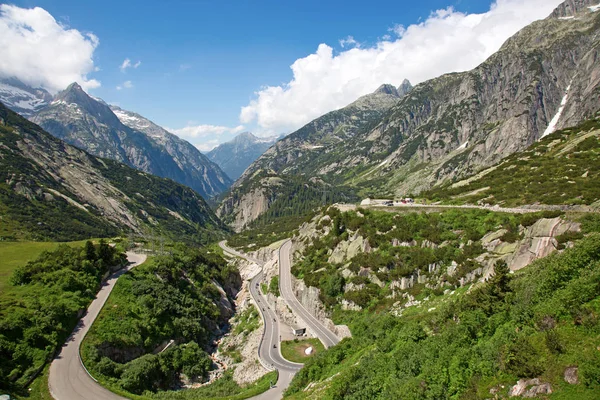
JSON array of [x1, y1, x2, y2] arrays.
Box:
[[278, 240, 340, 348], [48, 252, 147, 400], [219, 241, 303, 400]]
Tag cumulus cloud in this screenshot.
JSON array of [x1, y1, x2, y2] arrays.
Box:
[[167, 124, 246, 151], [116, 80, 133, 90], [0, 4, 100, 92], [240, 0, 563, 134], [120, 58, 141, 72]]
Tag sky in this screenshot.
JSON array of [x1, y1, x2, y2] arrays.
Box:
[[0, 0, 564, 151]]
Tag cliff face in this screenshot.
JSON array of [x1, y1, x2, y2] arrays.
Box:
[[219, 3, 600, 227], [365, 6, 600, 195], [217, 185, 274, 232]]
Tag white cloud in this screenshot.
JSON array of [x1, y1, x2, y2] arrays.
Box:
[[120, 58, 141, 72], [167, 124, 246, 151], [116, 80, 133, 90], [179, 63, 192, 71], [339, 36, 359, 48], [240, 0, 563, 134], [0, 4, 100, 92]]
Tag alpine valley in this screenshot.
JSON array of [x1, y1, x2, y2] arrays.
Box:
[[2, 1, 600, 400]]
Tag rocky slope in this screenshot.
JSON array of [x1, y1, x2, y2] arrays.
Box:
[[423, 113, 600, 207], [217, 82, 411, 228], [26, 83, 230, 198], [221, 1, 600, 227], [0, 101, 225, 242], [236, 81, 413, 183], [206, 132, 279, 180]]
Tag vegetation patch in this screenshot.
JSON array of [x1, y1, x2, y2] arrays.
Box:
[[422, 117, 600, 206], [81, 248, 240, 395], [281, 338, 325, 364], [0, 239, 94, 292], [0, 241, 125, 394], [284, 222, 600, 399], [148, 370, 278, 400]]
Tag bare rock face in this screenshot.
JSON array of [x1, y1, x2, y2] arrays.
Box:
[[550, 0, 599, 18], [291, 274, 352, 340], [217, 177, 280, 232]]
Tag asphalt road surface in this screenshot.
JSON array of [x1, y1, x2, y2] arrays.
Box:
[[278, 240, 340, 348], [48, 252, 147, 400], [219, 241, 303, 399]]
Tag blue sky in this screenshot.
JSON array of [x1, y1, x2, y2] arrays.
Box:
[[2, 0, 563, 150]]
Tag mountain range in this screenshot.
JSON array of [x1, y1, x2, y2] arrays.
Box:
[[218, 0, 600, 229], [206, 132, 280, 180], [0, 80, 231, 199], [0, 101, 225, 242]]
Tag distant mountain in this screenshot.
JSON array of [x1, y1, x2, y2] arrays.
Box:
[[0, 101, 226, 242], [109, 105, 233, 195], [231, 81, 412, 183], [206, 132, 279, 180], [25, 83, 231, 198], [0, 77, 52, 117]]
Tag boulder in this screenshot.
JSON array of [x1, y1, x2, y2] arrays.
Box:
[[564, 366, 579, 384], [509, 378, 552, 397]]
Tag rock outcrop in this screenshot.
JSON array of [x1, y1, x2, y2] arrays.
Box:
[[509, 378, 552, 397]]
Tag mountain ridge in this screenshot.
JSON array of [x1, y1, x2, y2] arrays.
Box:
[[0, 101, 226, 242], [218, 3, 600, 228], [26, 83, 231, 198]]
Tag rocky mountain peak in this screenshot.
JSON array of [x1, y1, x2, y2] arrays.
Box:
[[55, 82, 86, 102], [374, 84, 400, 97], [234, 131, 258, 142], [53, 82, 121, 126], [550, 0, 599, 19], [398, 79, 413, 97]]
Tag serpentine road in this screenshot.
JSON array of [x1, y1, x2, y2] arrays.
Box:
[[219, 241, 303, 400], [48, 252, 147, 400], [278, 240, 340, 348]]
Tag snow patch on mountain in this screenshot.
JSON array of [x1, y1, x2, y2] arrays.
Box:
[[542, 82, 572, 139], [0, 81, 50, 115], [112, 108, 151, 131]]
